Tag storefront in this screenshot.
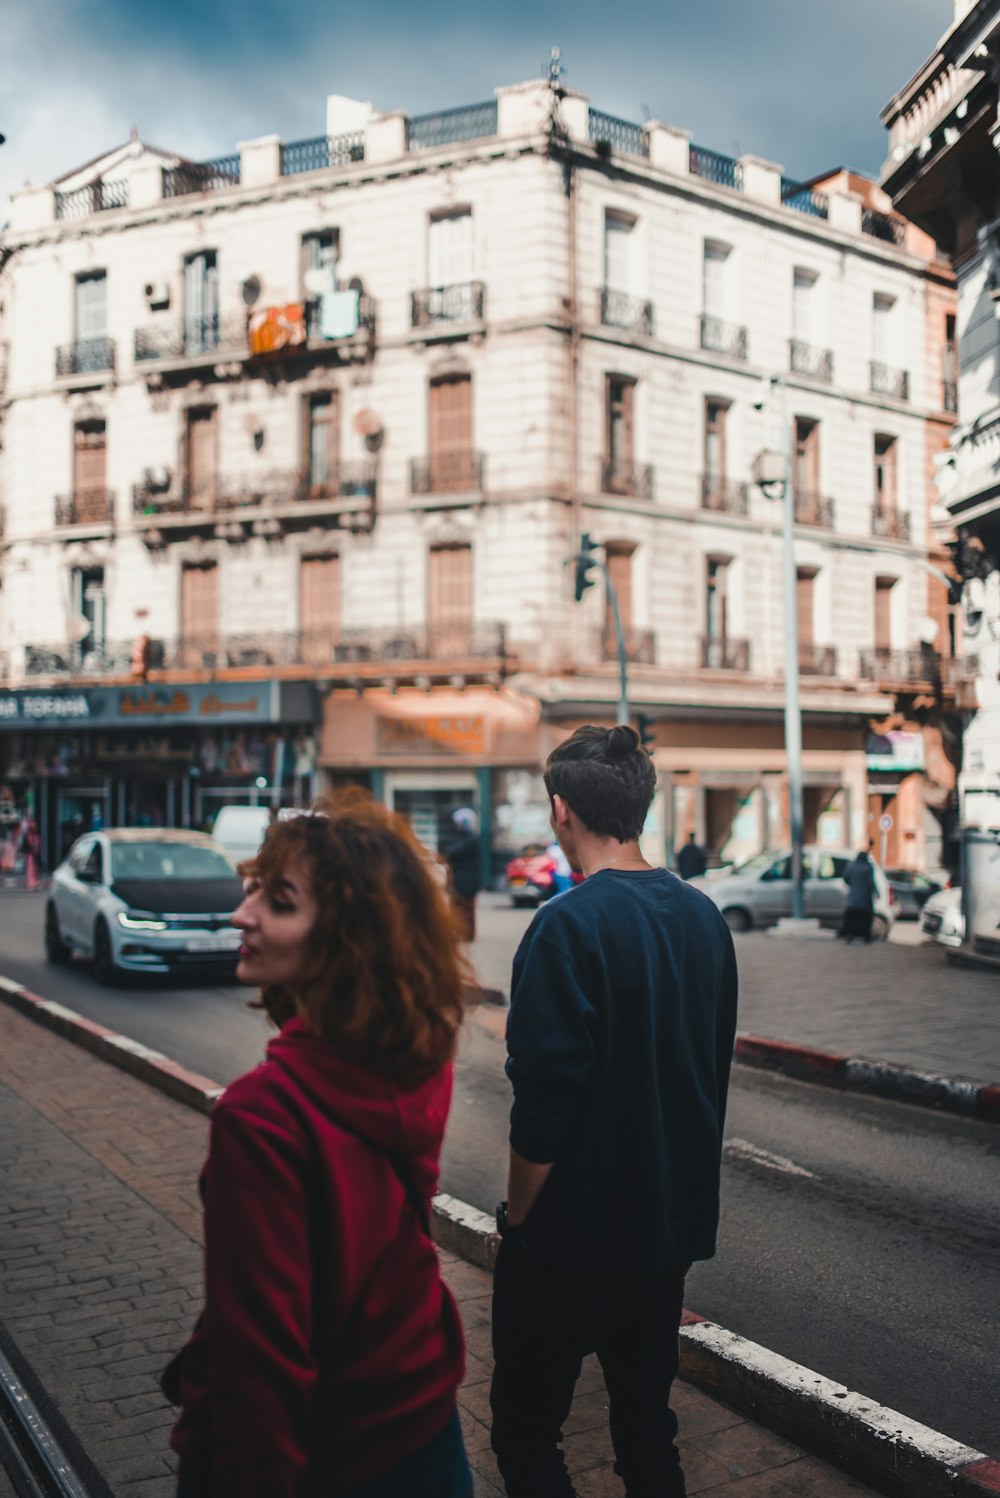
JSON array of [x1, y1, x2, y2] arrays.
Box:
[[0, 681, 320, 870]]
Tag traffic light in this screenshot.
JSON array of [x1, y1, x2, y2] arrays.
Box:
[[636, 713, 655, 750], [573, 532, 600, 603]]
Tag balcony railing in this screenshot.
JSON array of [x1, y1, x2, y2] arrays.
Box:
[[871, 505, 912, 541], [408, 102, 498, 150], [599, 287, 654, 336], [134, 314, 248, 364], [870, 361, 910, 401], [700, 314, 747, 361], [701, 636, 751, 671], [279, 132, 365, 175], [55, 337, 116, 378], [589, 110, 648, 159], [943, 342, 958, 414], [133, 463, 377, 520], [55, 490, 116, 527], [858, 647, 940, 685], [701, 476, 749, 515], [690, 145, 743, 191], [799, 644, 838, 676], [597, 627, 656, 665], [54, 179, 129, 220], [600, 461, 654, 500], [305, 293, 378, 343], [410, 452, 485, 494], [789, 339, 833, 382], [862, 210, 906, 248], [780, 179, 829, 219], [162, 155, 241, 198], [411, 282, 485, 327], [945, 653, 980, 685], [23, 642, 132, 678], [793, 490, 835, 529]]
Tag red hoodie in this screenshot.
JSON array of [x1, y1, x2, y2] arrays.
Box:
[[162, 1017, 466, 1496]]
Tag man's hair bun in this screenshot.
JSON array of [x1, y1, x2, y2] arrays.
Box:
[[605, 725, 641, 761]]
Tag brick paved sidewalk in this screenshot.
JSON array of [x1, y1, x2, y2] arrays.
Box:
[[0, 1001, 877, 1497]]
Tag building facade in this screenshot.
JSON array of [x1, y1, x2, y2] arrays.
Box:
[[0, 76, 963, 876], [882, 0, 1000, 949]]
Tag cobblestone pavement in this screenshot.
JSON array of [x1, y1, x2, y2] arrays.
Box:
[[0, 1000, 879, 1498], [469, 895, 1000, 1088]]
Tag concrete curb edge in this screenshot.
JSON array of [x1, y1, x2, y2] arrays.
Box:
[[734, 1034, 1000, 1123], [3, 974, 1000, 1497]]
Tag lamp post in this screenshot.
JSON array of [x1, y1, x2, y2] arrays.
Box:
[[753, 375, 806, 921]]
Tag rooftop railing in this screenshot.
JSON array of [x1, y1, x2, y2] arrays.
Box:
[[54, 179, 129, 220], [280, 132, 366, 175], [408, 102, 498, 150], [781, 178, 829, 219], [862, 210, 907, 248], [589, 109, 648, 159], [690, 145, 743, 191], [163, 155, 241, 199]]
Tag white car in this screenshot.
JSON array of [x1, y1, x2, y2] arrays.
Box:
[[45, 829, 244, 984], [690, 847, 894, 938], [920, 886, 964, 948]]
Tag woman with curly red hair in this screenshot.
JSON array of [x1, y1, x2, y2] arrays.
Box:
[[162, 789, 473, 1497]]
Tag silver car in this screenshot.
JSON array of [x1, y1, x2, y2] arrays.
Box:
[[45, 829, 244, 984], [920, 886, 964, 948], [691, 848, 894, 938]]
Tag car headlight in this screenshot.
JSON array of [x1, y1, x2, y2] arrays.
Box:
[[117, 911, 168, 932]]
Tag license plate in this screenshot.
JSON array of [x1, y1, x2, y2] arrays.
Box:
[[185, 933, 240, 953], [510, 877, 527, 887]]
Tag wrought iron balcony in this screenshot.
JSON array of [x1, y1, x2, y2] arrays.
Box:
[[305, 293, 378, 344], [870, 362, 909, 401], [162, 155, 241, 198], [280, 132, 365, 175], [55, 337, 115, 378], [134, 314, 248, 364], [597, 627, 656, 666], [600, 461, 654, 500], [701, 476, 749, 515], [55, 490, 116, 527], [408, 102, 498, 150], [133, 463, 377, 521], [789, 339, 833, 382], [690, 146, 742, 191], [871, 505, 912, 541], [588, 110, 649, 159], [54, 179, 129, 220], [945, 653, 980, 685], [410, 452, 484, 494], [799, 645, 838, 676], [411, 282, 485, 328], [862, 210, 906, 248], [701, 636, 751, 671], [858, 647, 940, 685], [793, 490, 835, 529], [700, 314, 747, 361], [23, 641, 133, 678], [599, 288, 654, 336]]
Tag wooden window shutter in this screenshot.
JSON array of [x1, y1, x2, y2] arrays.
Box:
[[73, 423, 107, 521], [796, 569, 815, 648], [181, 564, 219, 665], [185, 408, 218, 510], [429, 377, 472, 491], [300, 554, 341, 663], [874, 578, 894, 652], [428, 543, 472, 652]]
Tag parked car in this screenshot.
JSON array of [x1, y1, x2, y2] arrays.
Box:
[[884, 868, 942, 921], [505, 846, 583, 907], [44, 829, 244, 984], [690, 848, 894, 938], [920, 886, 964, 948], [211, 804, 273, 865]]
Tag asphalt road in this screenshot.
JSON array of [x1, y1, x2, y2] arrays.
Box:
[[1, 890, 998, 1458]]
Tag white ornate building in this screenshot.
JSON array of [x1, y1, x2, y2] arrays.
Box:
[[0, 74, 963, 878]]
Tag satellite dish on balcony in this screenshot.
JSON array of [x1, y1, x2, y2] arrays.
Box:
[[67, 615, 92, 643], [354, 407, 384, 452], [241, 275, 262, 307]]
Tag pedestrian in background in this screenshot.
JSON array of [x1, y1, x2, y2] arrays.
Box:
[[840, 849, 877, 943], [163, 790, 473, 1498], [19, 815, 41, 890], [491, 725, 738, 1498], [676, 831, 708, 880], [441, 806, 482, 940]]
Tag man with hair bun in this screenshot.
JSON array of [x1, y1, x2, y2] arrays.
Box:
[[490, 724, 738, 1498]]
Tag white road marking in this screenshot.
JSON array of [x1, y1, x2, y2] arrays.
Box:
[[724, 1138, 817, 1179]]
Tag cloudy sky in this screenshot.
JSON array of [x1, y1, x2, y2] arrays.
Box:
[[1, 0, 951, 213]]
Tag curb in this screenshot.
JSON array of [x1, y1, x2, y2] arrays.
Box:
[[734, 1034, 1000, 1123], [3, 975, 1000, 1497]]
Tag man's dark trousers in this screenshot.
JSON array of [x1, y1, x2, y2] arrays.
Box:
[[490, 1236, 689, 1498]]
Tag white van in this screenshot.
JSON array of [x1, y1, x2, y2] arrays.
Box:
[[211, 806, 272, 866]]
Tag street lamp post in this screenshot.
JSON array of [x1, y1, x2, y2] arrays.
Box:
[[754, 375, 806, 922]]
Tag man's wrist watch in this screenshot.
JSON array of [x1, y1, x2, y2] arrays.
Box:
[[496, 1201, 513, 1237]]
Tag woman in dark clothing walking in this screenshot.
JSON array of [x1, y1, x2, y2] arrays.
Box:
[[840, 850, 877, 942], [441, 807, 482, 941], [163, 790, 473, 1497]]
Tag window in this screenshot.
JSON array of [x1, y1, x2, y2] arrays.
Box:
[[82, 843, 105, 885], [180, 563, 219, 664], [872, 293, 895, 363], [873, 435, 898, 512], [429, 210, 473, 288], [604, 543, 635, 655], [303, 391, 339, 493], [303, 232, 339, 336], [71, 566, 106, 659], [792, 269, 817, 343], [428, 375, 475, 491], [73, 421, 107, 523], [705, 558, 729, 642], [702, 242, 730, 316], [182, 251, 219, 353], [704, 399, 728, 498], [300, 554, 341, 663], [794, 418, 820, 499], [875, 577, 895, 652], [428, 543, 472, 653], [796, 568, 816, 649], [604, 213, 634, 293], [74, 272, 107, 343], [184, 408, 217, 510], [944, 314, 957, 412], [605, 376, 636, 490]]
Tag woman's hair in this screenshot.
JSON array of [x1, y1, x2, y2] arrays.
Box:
[[543, 724, 656, 842], [243, 787, 470, 1085]]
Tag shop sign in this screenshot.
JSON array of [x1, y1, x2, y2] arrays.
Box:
[[866, 729, 925, 773], [0, 681, 317, 731], [376, 715, 487, 757]]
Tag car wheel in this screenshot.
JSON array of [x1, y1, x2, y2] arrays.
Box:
[[44, 903, 70, 964], [722, 906, 752, 933], [871, 915, 889, 942], [92, 920, 118, 986]]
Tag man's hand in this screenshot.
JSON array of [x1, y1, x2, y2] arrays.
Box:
[[506, 1149, 555, 1228]]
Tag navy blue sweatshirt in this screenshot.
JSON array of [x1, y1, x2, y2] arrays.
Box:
[[506, 868, 738, 1271]]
